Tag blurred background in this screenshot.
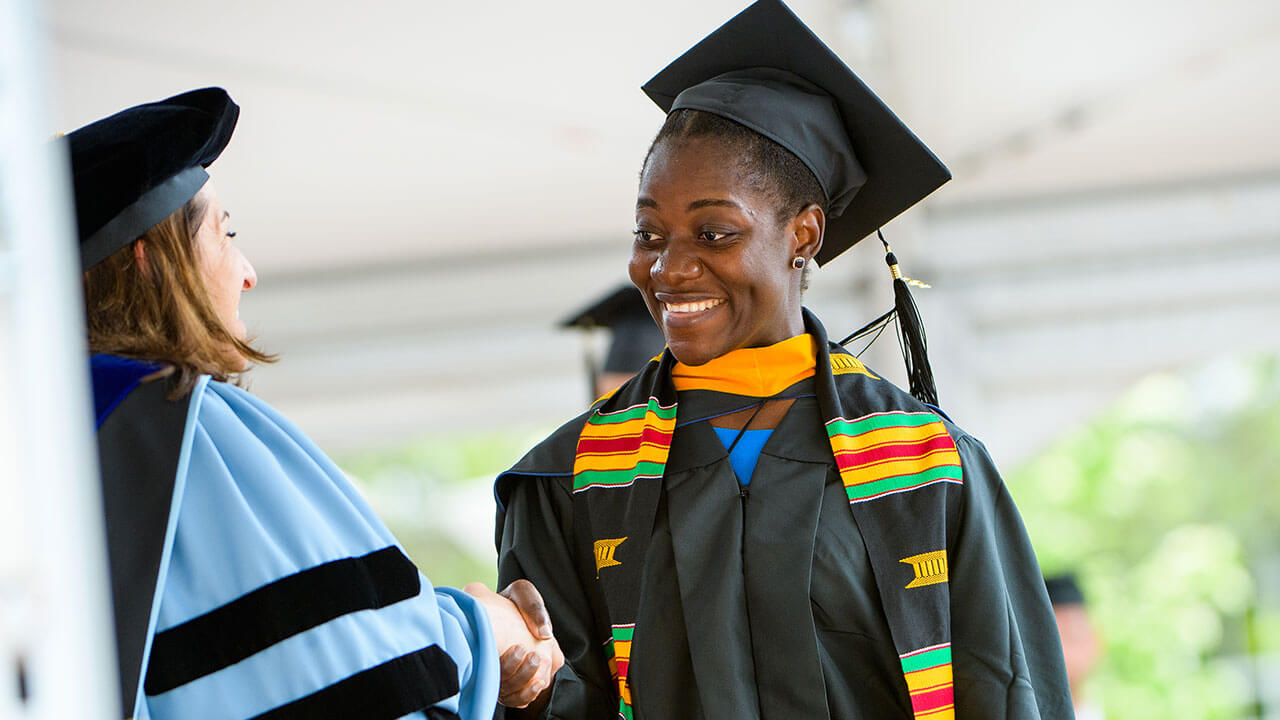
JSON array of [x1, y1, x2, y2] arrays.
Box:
[[13, 0, 1280, 716]]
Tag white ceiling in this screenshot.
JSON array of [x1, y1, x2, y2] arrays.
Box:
[[46, 0, 1280, 273], [40, 0, 1280, 458]]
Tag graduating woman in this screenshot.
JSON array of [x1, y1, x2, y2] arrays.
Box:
[[68, 88, 561, 720], [495, 2, 1073, 718]]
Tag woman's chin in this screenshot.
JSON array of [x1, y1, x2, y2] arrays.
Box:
[[217, 341, 250, 373], [666, 340, 722, 367]]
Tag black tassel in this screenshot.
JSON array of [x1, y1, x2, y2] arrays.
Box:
[[878, 230, 938, 407]]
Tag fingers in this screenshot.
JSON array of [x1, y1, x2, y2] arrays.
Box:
[[549, 637, 565, 674], [462, 581, 493, 599], [499, 645, 537, 690], [501, 579, 554, 641], [498, 642, 554, 708], [483, 578, 564, 708]]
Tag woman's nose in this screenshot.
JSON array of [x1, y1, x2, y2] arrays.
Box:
[[242, 255, 258, 291], [652, 244, 701, 284]]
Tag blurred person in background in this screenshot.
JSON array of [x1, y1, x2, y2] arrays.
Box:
[[1046, 574, 1105, 720], [562, 284, 667, 402], [66, 87, 561, 720], [494, 1, 1072, 718]]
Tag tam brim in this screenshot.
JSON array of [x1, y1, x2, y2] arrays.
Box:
[[66, 87, 239, 270]]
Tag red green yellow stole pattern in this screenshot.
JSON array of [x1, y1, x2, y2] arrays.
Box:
[[827, 411, 963, 504], [900, 643, 956, 718], [570, 311, 962, 719], [571, 398, 674, 719], [605, 624, 635, 718], [572, 397, 676, 492], [824, 408, 962, 718]]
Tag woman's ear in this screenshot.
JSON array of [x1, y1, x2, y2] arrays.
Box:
[[132, 239, 150, 276], [792, 203, 825, 262]]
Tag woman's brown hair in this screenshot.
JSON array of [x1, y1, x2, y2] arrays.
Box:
[[83, 191, 275, 397]]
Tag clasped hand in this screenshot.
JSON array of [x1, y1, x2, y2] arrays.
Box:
[[464, 579, 564, 708]]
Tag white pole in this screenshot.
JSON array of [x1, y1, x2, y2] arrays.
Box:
[[0, 0, 121, 716]]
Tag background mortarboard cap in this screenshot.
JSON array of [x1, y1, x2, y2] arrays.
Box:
[[562, 285, 665, 373], [65, 87, 239, 270], [1044, 574, 1086, 606], [642, 0, 950, 266]]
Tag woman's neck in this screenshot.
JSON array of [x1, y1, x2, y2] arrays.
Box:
[[671, 333, 817, 398]]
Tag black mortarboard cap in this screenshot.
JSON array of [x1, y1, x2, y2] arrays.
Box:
[[642, 0, 950, 266], [1044, 574, 1086, 607], [65, 87, 239, 270], [562, 285, 665, 373]]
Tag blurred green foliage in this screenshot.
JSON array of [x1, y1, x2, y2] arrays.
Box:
[[338, 427, 556, 590], [1008, 355, 1280, 719]]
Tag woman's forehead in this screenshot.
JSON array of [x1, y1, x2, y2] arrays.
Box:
[[642, 138, 751, 190], [194, 181, 227, 222], [639, 139, 769, 212]]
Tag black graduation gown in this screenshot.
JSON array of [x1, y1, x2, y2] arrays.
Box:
[[497, 383, 1073, 720]]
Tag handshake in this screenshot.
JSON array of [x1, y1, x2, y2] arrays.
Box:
[[465, 580, 566, 709]]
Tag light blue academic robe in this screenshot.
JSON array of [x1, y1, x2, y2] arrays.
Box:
[[92, 357, 499, 720]]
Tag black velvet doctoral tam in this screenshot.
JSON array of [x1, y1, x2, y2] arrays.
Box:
[[65, 87, 238, 270]]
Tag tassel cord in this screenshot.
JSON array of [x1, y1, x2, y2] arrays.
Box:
[[879, 230, 938, 407], [840, 309, 896, 359], [838, 307, 895, 347], [834, 230, 940, 406]]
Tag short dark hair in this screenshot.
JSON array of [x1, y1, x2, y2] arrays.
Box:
[[641, 109, 827, 224]]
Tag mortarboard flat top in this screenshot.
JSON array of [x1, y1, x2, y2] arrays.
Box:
[[642, 0, 950, 266], [562, 285, 666, 374], [66, 87, 239, 270], [561, 285, 654, 330]]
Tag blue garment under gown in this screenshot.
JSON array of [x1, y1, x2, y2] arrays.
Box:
[[710, 426, 774, 486]]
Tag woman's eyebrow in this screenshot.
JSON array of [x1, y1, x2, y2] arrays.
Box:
[[686, 198, 738, 211], [636, 197, 741, 211]]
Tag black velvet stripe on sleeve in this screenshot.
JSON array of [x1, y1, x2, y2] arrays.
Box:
[[248, 645, 459, 720], [145, 546, 420, 695]]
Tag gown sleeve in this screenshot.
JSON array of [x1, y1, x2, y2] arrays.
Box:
[[134, 380, 501, 720], [948, 433, 1076, 719], [496, 475, 618, 719], [433, 586, 502, 719]]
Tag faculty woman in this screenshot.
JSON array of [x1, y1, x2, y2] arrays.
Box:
[[495, 2, 1073, 718], [68, 88, 561, 720]]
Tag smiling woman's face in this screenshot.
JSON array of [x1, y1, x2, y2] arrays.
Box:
[[630, 137, 822, 366]]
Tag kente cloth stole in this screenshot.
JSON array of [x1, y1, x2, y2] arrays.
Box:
[[570, 313, 964, 720]]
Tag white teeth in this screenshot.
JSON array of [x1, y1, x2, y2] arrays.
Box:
[[663, 298, 724, 313]]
